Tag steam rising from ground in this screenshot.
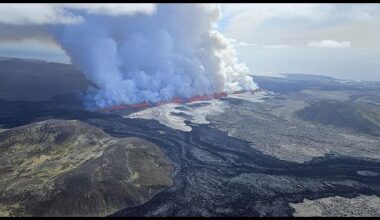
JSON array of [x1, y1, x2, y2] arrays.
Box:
[[126, 90, 270, 132], [127, 100, 227, 132], [50, 4, 257, 107]]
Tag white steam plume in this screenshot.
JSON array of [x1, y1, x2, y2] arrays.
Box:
[[50, 4, 257, 107]]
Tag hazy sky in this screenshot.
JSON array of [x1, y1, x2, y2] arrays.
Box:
[[0, 3, 379, 81]]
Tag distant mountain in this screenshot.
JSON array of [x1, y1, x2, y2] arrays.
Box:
[[253, 73, 380, 93], [0, 57, 89, 102], [0, 56, 48, 63]]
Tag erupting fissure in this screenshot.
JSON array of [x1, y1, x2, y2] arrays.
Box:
[[97, 89, 264, 113]]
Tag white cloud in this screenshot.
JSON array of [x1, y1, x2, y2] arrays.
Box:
[[307, 39, 351, 48], [225, 38, 257, 48], [63, 3, 156, 16], [222, 4, 380, 30], [0, 4, 156, 25], [226, 37, 295, 49], [0, 4, 81, 25], [221, 4, 380, 47], [237, 41, 257, 47], [263, 44, 294, 49], [223, 3, 325, 25]]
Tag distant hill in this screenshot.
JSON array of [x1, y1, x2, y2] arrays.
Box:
[[0, 57, 90, 102], [296, 100, 380, 136], [253, 74, 380, 93]]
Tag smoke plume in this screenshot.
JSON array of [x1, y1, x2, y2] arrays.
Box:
[[50, 4, 257, 107]]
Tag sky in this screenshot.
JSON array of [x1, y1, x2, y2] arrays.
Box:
[[0, 3, 379, 82]]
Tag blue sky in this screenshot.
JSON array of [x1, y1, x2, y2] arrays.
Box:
[[0, 3, 379, 81]]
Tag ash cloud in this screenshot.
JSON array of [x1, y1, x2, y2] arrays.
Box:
[[2, 4, 258, 107]]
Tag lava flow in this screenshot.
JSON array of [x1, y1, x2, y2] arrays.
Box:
[[97, 88, 263, 113]]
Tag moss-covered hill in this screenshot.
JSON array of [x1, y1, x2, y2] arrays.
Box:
[[0, 119, 173, 216], [296, 100, 380, 136]]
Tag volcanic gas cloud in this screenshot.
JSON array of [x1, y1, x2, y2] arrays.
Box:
[[50, 4, 257, 107]]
